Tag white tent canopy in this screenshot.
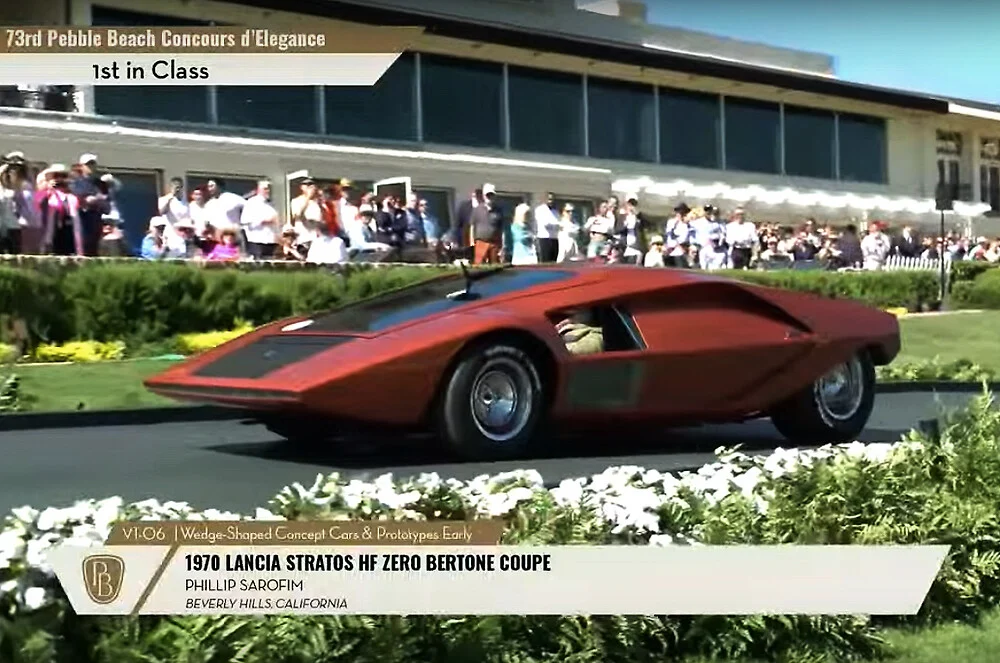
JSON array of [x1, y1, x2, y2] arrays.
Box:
[[612, 177, 992, 230]]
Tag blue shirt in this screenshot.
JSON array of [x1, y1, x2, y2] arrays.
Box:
[[140, 234, 166, 260]]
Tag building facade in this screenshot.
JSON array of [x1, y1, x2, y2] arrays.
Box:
[[2, 0, 1000, 251]]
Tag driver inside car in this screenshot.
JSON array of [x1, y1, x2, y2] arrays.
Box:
[[555, 309, 604, 355]]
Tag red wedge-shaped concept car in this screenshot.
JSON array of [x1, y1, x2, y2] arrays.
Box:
[[145, 265, 900, 461]]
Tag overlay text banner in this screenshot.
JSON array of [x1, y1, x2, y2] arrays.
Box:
[[48, 544, 949, 616]]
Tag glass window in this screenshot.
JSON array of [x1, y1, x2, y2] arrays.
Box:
[[587, 77, 656, 162], [420, 54, 503, 148], [185, 173, 262, 199], [508, 66, 584, 156], [324, 53, 417, 141], [309, 270, 577, 333], [659, 88, 721, 169], [724, 96, 780, 174], [838, 113, 887, 184], [217, 87, 318, 133], [783, 105, 835, 179], [90, 6, 213, 123], [111, 170, 160, 257], [982, 165, 1000, 210]]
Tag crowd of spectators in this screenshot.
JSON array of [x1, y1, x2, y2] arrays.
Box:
[[2, 150, 997, 271]]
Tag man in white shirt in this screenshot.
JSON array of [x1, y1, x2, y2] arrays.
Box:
[[725, 207, 758, 269], [157, 177, 189, 255], [533, 192, 561, 263], [241, 179, 279, 259], [860, 221, 891, 270], [699, 233, 731, 271], [689, 204, 724, 249], [204, 177, 245, 235]]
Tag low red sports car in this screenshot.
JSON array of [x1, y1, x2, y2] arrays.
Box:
[[145, 265, 899, 461]]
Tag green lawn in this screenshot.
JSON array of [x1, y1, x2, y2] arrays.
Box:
[[880, 610, 1000, 663], [682, 609, 1000, 663], [10, 359, 178, 412], [897, 311, 1000, 372]]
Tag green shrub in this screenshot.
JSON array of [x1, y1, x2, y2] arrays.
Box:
[[0, 267, 69, 343], [948, 267, 1000, 310], [877, 357, 997, 382], [722, 269, 940, 311], [950, 260, 998, 284]]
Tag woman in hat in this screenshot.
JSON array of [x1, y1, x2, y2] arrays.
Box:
[[0, 152, 35, 255], [205, 227, 241, 262], [38, 164, 83, 256]]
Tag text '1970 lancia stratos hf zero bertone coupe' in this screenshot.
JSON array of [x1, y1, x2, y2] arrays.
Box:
[[144, 264, 900, 461]]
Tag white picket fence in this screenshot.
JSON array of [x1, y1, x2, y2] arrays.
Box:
[[882, 254, 951, 273]]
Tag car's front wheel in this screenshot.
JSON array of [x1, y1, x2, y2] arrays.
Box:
[[769, 350, 876, 445], [437, 342, 546, 461]]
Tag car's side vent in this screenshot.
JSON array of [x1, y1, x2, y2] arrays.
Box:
[[193, 336, 353, 380]]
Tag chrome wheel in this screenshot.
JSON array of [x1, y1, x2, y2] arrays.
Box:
[[813, 356, 865, 422], [469, 357, 533, 442]]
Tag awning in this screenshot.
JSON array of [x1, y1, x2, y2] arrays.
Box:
[[612, 176, 993, 219]]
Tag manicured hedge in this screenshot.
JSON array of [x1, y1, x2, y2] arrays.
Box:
[[718, 269, 940, 311], [3, 394, 1000, 662], [0, 262, 942, 347], [950, 260, 999, 284], [950, 267, 1000, 310]]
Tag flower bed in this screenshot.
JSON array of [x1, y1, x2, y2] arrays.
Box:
[[3, 393, 1000, 662]]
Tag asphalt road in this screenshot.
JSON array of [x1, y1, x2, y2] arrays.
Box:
[[0, 391, 981, 515]]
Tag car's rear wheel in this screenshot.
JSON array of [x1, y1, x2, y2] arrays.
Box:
[[438, 342, 546, 461], [769, 350, 876, 445]]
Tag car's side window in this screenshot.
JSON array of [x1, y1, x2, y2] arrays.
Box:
[[549, 305, 645, 355]]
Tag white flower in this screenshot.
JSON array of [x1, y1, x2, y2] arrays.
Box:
[[863, 443, 896, 463], [732, 466, 764, 499], [649, 533, 674, 546], [551, 478, 585, 507], [21, 586, 48, 611], [35, 507, 65, 532], [0, 527, 26, 569], [253, 508, 284, 521], [9, 506, 38, 524]]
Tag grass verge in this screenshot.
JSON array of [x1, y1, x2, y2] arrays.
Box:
[[12, 359, 177, 412], [682, 609, 1000, 662], [897, 311, 1000, 372]]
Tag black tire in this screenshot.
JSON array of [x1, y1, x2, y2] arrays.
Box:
[[769, 350, 876, 445], [437, 342, 546, 461]]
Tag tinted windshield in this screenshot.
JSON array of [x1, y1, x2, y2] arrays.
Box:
[[308, 269, 576, 333]]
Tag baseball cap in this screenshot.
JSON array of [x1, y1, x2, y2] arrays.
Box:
[[79, 153, 98, 165], [150, 216, 167, 227], [482, 183, 497, 196]]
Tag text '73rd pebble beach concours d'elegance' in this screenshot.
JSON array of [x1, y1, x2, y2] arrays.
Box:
[[144, 264, 900, 461]]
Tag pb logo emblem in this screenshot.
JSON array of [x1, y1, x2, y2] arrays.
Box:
[[82, 554, 125, 605]]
